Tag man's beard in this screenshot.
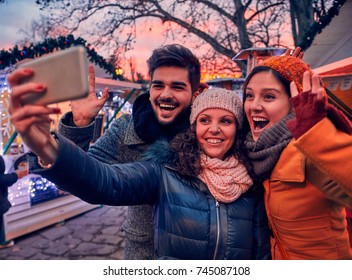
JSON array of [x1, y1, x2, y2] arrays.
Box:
[[156, 105, 192, 127]]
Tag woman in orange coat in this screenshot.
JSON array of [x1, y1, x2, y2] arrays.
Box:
[[242, 55, 352, 259]]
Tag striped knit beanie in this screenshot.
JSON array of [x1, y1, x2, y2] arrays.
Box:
[[261, 56, 312, 93], [190, 87, 243, 129]]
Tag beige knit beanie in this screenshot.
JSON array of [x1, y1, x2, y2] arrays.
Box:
[[190, 87, 243, 129]]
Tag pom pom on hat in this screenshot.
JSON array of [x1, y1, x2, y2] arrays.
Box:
[[190, 87, 243, 129], [261, 56, 312, 93]]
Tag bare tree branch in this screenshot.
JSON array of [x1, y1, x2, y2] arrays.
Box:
[[31, 0, 334, 75]]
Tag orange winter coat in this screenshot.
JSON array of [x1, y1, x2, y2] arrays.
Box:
[[263, 118, 352, 260]]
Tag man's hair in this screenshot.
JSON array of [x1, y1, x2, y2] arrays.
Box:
[[147, 44, 201, 93]]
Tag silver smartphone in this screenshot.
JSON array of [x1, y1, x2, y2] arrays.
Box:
[[17, 46, 89, 105]]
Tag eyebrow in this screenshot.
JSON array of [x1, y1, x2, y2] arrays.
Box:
[[152, 80, 188, 87], [246, 86, 281, 93], [199, 113, 235, 118]]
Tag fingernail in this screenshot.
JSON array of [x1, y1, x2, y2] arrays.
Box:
[[24, 69, 33, 74], [53, 108, 61, 113], [36, 84, 46, 91]]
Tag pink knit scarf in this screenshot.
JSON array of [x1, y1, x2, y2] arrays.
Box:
[[198, 154, 253, 203]]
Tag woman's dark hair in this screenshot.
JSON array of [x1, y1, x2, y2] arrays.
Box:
[[241, 66, 291, 136], [147, 44, 201, 94], [169, 123, 252, 177]]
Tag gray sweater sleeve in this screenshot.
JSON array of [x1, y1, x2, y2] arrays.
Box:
[[59, 112, 138, 165], [58, 112, 95, 151]]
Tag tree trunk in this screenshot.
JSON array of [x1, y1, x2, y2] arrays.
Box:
[[289, 0, 314, 46], [233, 0, 253, 49]]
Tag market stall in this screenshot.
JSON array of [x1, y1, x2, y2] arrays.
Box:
[[314, 57, 352, 120], [0, 152, 100, 245]]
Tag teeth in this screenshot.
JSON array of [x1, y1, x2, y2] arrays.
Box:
[[207, 139, 222, 144], [160, 104, 176, 109], [253, 117, 268, 122]]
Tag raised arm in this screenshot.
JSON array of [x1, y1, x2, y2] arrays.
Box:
[[29, 134, 160, 206], [8, 67, 160, 206], [70, 64, 109, 127], [58, 64, 109, 151], [287, 71, 352, 199]]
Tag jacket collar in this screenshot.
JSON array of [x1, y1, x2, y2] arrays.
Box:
[[124, 117, 146, 145], [270, 140, 306, 183]]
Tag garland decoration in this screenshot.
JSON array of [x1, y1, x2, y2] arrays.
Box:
[[0, 34, 123, 80], [299, 0, 347, 50]]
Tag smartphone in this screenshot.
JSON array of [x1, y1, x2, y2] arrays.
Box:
[[17, 46, 89, 105]]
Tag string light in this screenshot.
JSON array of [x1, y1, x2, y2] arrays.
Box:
[[8, 176, 67, 207]]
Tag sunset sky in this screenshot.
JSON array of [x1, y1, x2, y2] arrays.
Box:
[[0, 1, 294, 80], [0, 1, 186, 79], [0, 1, 41, 49]]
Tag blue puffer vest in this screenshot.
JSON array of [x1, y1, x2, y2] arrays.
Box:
[[154, 166, 271, 259]]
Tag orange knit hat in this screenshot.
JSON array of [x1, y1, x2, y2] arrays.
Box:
[[261, 56, 312, 93]]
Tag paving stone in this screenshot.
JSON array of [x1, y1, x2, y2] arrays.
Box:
[[40, 226, 72, 241], [76, 225, 102, 235], [69, 217, 104, 226], [31, 252, 51, 260], [2, 255, 24, 260], [69, 242, 116, 256], [110, 247, 125, 260], [7, 246, 39, 258], [101, 226, 121, 235], [92, 234, 124, 246], [102, 217, 125, 226], [15, 234, 42, 246], [77, 233, 94, 242], [43, 243, 70, 256], [1, 205, 127, 260], [59, 236, 81, 249], [0, 245, 14, 257], [84, 206, 109, 217], [31, 239, 52, 249], [79, 256, 112, 260]]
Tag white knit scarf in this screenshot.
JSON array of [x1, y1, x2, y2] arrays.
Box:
[[198, 154, 253, 203]]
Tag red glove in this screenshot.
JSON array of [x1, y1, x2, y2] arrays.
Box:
[[287, 90, 327, 139]]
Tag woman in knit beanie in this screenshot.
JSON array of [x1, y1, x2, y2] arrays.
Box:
[[8, 80, 271, 259], [242, 55, 352, 260]]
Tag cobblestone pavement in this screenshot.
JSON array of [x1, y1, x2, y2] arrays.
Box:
[[0, 205, 127, 260]]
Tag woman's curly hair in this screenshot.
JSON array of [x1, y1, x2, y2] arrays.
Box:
[[169, 123, 252, 178], [168, 124, 202, 177]]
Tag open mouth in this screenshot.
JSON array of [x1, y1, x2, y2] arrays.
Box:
[[206, 138, 223, 144], [253, 117, 269, 130], [159, 103, 176, 111]]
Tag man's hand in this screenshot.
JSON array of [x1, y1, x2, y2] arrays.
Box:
[[7, 68, 60, 164], [71, 64, 109, 127]]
